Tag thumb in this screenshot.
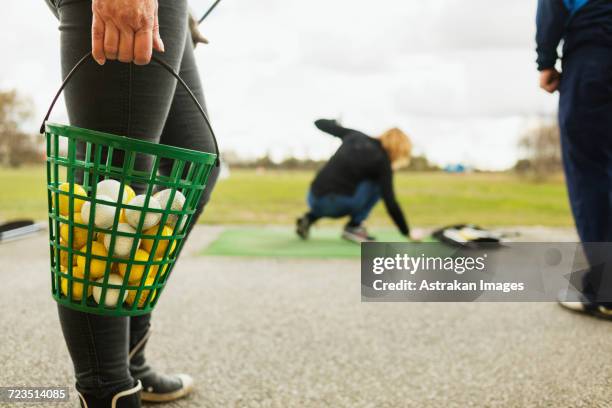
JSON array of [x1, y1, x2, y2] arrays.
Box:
[[152, 8, 164, 52]]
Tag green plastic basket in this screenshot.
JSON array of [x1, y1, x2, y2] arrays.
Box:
[[41, 53, 219, 316]]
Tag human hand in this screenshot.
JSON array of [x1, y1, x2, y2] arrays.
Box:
[[91, 0, 164, 66], [409, 228, 425, 242], [539, 68, 561, 93], [188, 13, 208, 47]]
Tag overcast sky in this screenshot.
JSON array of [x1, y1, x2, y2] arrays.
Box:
[[3, 0, 558, 170]]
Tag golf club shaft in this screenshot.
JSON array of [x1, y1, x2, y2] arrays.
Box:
[[198, 0, 222, 24]]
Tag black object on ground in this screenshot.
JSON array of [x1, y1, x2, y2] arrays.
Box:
[[0, 219, 45, 243], [432, 224, 503, 248]]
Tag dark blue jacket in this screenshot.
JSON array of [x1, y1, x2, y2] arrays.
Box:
[[536, 0, 612, 70]]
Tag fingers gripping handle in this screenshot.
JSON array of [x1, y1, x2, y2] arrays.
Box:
[[40, 52, 220, 167]]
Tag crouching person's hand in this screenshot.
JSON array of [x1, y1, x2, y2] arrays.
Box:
[[409, 228, 425, 242]]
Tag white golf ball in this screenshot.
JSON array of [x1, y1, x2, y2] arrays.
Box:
[[96, 179, 123, 201], [125, 195, 162, 230], [93, 274, 128, 307], [154, 189, 186, 229], [81, 194, 117, 229], [103, 223, 139, 258]]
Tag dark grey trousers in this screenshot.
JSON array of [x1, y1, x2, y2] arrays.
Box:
[[47, 0, 219, 398]]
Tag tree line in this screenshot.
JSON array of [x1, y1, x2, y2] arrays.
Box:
[[0, 90, 43, 167], [0, 88, 563, 178]]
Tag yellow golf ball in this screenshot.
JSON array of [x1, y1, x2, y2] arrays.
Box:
[[119, 185, 136, 223], [60, 268, 91, 300], [59, 244, 78, 268], [117, 249, 156, 283], [54, 182, 87, 216], [76, 241, 110, 279], [125, 276, 157, 308], [60, 213, 90, 249], [140, 225, 176, 258]]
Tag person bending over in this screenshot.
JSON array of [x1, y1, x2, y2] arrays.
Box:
[[297, 119, 413, 243]]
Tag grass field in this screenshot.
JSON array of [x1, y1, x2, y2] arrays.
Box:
[[0, 166, 573, 227]]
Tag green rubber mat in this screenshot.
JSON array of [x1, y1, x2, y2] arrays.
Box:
[[201, 226, 436, 259]]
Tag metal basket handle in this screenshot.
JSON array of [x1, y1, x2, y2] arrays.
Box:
[[39, 52, 220, 166]]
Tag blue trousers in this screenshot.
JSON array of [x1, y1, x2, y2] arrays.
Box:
[[559, 47, 612, 304], [307, 181, 381, 225]]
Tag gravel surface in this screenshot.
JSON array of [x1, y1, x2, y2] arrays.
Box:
[[1, 226, 612, 407]]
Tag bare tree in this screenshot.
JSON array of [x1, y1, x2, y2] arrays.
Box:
[[0, 89, 42, 167], [516, 121, 562, 180]]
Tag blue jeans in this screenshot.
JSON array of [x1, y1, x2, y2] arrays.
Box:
[[559, 47, 612, 305], [307, 180, 381, 225]]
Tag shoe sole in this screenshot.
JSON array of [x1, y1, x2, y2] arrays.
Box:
[[558, 300, 587, 312], [141, 374, 194, 403], [558, 300, 612, 321], [342, 231, 372, 243]]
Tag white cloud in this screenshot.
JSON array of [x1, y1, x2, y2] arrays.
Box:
[[2, 0, 558, 170]]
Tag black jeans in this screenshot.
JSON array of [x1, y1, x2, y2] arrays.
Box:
[[48, 0, 219, 398]]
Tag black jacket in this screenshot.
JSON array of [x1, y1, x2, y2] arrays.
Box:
[[311, 119, 410, 236]]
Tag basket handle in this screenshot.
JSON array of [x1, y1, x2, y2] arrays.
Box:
[[39, 52, 220, 166]]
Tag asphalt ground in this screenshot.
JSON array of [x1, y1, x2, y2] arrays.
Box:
[[1, 226, 612, 407]]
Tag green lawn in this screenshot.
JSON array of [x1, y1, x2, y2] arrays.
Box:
[[0, 166, 573, 227]]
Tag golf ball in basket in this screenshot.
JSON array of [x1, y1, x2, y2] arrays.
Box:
[[103, 223, 139, 258], [55, 182, 87, 216], [96, 179, 131, 203], [125, 195, 162, 230], [93, 273, 128, 307], [154, 189, 186, 229], [81, 194, 117, 229]]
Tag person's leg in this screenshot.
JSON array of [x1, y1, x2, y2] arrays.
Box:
[[127, 26, 215, 402], [302, 183, 380, 224], [59, 0, 192, 187], [558, 49, 612, 307], [127, 312, 194, 402], [297, 189, 352, 239], [307, 192, 353, 219], [53, 0, 191, 404], [157, 26, 220, 237], [297, 190, 321, 239], [339, 181, 380, 242], [300, 185, 378, 242], [347, 180, 381, 226], [57, 305, 141, 407], [304, 190, 325, 223]]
